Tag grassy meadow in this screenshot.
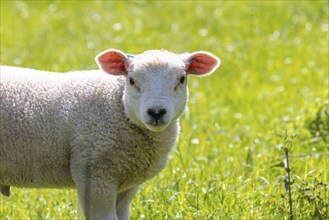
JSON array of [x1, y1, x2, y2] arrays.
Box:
[[1, 1, 328, 219]]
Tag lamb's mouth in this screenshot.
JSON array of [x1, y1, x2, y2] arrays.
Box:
[[144, 122, 169, 132]]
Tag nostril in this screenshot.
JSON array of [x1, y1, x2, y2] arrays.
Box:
[[158, 108, 167, 116], [147, 108, 167, 121], [147, 108, 155, 117]]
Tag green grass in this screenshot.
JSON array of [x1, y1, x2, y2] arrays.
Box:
[[1, 1, 328, 219]]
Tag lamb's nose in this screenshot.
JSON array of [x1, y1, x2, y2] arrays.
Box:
[[147, 108, 167, 123]]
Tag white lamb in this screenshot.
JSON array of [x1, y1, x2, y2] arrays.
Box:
[[0, 49, 220, 219]]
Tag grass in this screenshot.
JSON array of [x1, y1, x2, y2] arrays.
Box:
[[1, 1, 328, 219]]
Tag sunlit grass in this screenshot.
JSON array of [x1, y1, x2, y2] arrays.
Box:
[[1, 1, 328, 219]]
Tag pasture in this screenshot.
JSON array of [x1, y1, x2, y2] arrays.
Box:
[[0, 1, 328, 219]]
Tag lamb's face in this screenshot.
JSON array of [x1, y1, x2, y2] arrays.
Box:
[[124, 54, 188, 132], [95, 49, 220, 132]]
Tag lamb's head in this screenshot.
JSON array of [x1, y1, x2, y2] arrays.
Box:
[[96, 49, 220, 132]]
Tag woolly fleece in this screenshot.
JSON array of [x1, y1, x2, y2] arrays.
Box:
[[0, 66, 178, 191]]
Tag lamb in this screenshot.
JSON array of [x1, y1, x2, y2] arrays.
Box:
[[0, 49, 220, 219]]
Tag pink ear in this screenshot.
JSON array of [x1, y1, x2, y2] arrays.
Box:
[[95, 49, 129, 75], [184, 51, 220, 76]]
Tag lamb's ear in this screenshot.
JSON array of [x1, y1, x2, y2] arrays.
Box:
[[95, 49, 130, 75], [182, 51, 220, 76]]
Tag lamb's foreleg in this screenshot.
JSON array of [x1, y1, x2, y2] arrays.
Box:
[[116, 186, 139, 219]]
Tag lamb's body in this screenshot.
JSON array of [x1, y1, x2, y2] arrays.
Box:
[[0, 66, 176, 191], [0, 49, 219, 219]]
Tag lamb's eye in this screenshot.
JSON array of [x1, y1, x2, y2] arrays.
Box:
[[129, 77, 141, 92], [179, 76, 186, 84], [129, 77, 135, 85]]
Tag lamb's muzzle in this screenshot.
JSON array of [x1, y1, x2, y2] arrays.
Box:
[[147, 107, 167, 125]]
